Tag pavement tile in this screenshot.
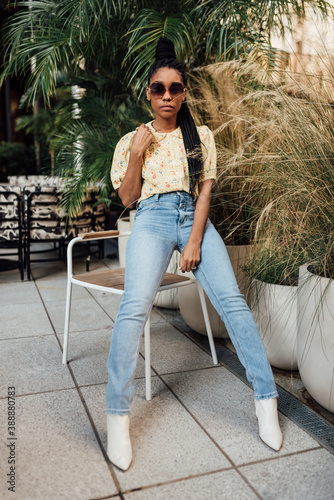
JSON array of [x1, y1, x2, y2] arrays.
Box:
[[0, 335, 74, 397], [45, 297, 113, 334], [1, 257, 333, 499], [162, 367, 320, 465], [0, 302, 53, 340], [89, 290, 165, 324], [124, 469, 258, 500], [0, 281, 40, 304], [81, 379, 230, 491], [139, 321, 215, 375], [31, 260, 67, 280], [58, 329, 149, 385], [36, 278, 91, 302], [0, 267, 23, 283], [241, 448, 334, 500], [72, 259, 109, 274], [86, 290, 123, 321], [31, 258, 109, 281], [0, 390, 117, 500]]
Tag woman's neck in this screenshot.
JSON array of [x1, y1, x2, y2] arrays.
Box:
[[152, 117, 178, 133]]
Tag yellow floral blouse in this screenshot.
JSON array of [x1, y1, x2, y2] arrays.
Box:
[[110, 121, 216, 203]]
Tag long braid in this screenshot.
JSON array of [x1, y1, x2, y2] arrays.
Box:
[[177, 100, 203, 194], [147, 39, 203, 195]]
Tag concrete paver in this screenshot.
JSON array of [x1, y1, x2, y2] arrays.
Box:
[[0, 253, 333, 500]]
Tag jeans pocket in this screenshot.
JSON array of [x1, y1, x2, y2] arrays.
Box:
[[136, 197, 157, 217]]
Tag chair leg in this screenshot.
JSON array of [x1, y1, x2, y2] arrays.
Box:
[[26, 240, 31, 280], [62, 279, 73, 364], [197, 284, 218, 365], [18, 240, 24, 281], [144, 317, 152, 401]]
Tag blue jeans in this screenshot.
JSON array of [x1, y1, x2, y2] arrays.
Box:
[[106, 192, 278, 414]]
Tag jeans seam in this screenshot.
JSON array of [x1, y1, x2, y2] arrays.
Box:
[[126, 243, 176, 406], [201, 262, 253, 372], [197, 264, 277, 399], [106, 409, 131, 413], [255, 392, 279, 400], [108, 243, 177, 413]]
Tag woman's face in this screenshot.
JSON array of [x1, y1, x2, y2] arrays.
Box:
[[146, 67, 186, 120]]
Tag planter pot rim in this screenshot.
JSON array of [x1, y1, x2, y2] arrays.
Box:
[[305, 264, 334, 283], [252, 278, 298, 290]]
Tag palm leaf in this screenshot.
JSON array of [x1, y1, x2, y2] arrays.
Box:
[[1, 0, 135, 104], [51, 83, 150, 215], [124, 9, 195, 94], [188, 0, 332, 59]]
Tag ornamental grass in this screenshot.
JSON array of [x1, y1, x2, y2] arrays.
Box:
[[188, 52, 334, 281]]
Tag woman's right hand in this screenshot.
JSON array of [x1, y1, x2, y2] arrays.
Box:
[[131, 123, 153, 157], [118, 124, 153, 207]]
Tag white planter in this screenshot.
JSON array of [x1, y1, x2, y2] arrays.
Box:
[[116, 210, 136, 267], [251, 279, 298, 370], [178, 245, 251, 338], [297, 265, 334, 412]]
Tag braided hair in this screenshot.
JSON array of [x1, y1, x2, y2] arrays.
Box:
[[147, 38, 203, 195]]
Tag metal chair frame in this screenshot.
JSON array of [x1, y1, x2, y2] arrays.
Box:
[[0, 190, 24, 280], [62, 230, 218, 400]]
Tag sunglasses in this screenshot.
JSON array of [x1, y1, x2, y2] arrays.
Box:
[[148, 82, 186, 99]]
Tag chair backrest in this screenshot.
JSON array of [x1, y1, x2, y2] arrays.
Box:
[[0, 186, 22, 242], [23, 186, 67, 241], [8, 175, 63, 187], [10, 180, 107, 241], [66, 189, 107, 238]]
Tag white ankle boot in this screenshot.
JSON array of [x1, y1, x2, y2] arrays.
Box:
[[107, 415, 132, 471], [255, 398, 283, 451]]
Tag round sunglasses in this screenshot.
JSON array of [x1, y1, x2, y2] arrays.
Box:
[[148, 82, 186, 99]]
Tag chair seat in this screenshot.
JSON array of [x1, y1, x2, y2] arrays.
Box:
[[73, 268, 191, 291]]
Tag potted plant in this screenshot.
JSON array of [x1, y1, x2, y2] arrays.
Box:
[[244, 237, 306, 371], [296, 201, 334, 412], [236, 56, 334, 412], [297, 264, 334, 412]]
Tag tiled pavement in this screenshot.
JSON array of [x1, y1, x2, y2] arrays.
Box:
[[0, 244, 334, 500]]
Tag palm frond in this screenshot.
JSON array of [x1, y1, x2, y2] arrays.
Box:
[[1, 0, 135, 104], [124, 9, 195, 94], [190, 0, 333, 60], [51, 85, 150, 215]]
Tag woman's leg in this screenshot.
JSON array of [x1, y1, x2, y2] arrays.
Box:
[[179, 215, 282, 450], [179, 219, 278, 400], [106, 201, 177, 415]]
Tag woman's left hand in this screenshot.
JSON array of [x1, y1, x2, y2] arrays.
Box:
[[179, 242, 201, 273]]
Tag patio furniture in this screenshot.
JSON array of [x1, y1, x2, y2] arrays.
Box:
[[0, 185, 24, 280], [23, 184, 108, 279], [24, 186, 67, 280], [62, 230, 218, 400], [8, 175, 61, 187], [1, 176, 109, 279]]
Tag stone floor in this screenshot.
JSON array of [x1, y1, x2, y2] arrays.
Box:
[[0, 242, 334, 500]]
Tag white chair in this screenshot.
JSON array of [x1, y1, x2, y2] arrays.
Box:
[[62, 230, 218, 400]]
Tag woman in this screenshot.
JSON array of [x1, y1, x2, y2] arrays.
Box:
[[106, 38, 283, 471]]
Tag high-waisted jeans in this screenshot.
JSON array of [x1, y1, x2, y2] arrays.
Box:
[[106, 191, 278, 414]]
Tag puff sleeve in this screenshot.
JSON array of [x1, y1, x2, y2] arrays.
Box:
[[198, 126, 217, 183], [110, 131, 135, 190]]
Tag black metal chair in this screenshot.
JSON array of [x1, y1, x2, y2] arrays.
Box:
[[0, 186, 24, 280], [24, 186, 67, 280], [24, 185, 108, 279]]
